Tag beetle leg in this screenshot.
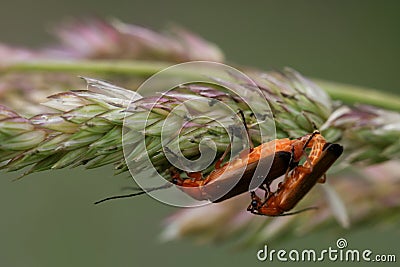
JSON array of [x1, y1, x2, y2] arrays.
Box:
[[170, 168, 203, 187], [259, 183, 271, 199], [215, 110, 254, 169], [181, 171, 206, 187], [283, 165, 292, 182], [170, 168, 184, 186], [214, 123, 237, 169], [186, 171, 203, 180], [215, 142, 231, 169], [282, 146, 296, 182], [302, 150, 314, 173], [318, 173, 327, 183]]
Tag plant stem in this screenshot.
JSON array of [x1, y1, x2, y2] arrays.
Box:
[[314, 79, 400, 112], [1, 60, 171, 76], [2, 60, 399, 112]]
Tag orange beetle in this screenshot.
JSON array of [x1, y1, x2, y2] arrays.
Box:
[[95, 132, 323, 204], [247, 135, 343, 216], [171, 131, 323, 203]]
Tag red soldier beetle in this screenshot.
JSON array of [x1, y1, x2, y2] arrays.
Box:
[[95, 131, 324, 205], [170, 131, 323, 203], [247, 139, 343, 216]]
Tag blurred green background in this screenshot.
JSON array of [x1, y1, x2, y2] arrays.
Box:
[[0, 0, 399, 266]]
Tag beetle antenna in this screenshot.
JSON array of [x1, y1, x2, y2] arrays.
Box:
[[302, 130, 320, 150], [274, 206, 318, 216], [283, 146, 296, 181], [237, 109, 254, 150], [94, 183, 172, 205], [302, 111, 318, 131]]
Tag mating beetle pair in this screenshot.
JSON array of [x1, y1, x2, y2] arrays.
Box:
[[96, 128, 343, 217], [170, 130, 343, 216]]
